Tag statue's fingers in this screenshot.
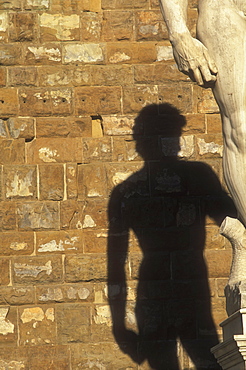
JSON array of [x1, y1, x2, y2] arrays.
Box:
[[200, 65, 217, 83], [192, 67, 204, 86], [204, 49, 218, 74]]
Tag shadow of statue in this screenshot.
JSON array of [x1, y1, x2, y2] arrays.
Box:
[[107, 103, 236, 369]]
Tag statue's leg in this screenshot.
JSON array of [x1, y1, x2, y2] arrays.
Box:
[[197, 0, 246, 226]]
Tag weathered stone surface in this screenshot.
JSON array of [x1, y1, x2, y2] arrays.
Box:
[[206, 114, 222, 134], [194, 86, 220, 114], [184, 113, 206, 134], [197, 134, 223, 158], [0, 231, 34, 256], [39, 164, 64, 200], [65, 255, 107, 282], [38, 66, 91, 86], [123, 85, 158, 113], [36, 230, 83, 254], [7, 118, 34, 140], [40, 13, 80, 41], [75, 86, 121, 115], [19, 88, 72, 116], [66, 163, 78, 199], [0, 259, 10, 285], [57, 304, 90, 343], [24, 0, 50, 10], [9, 13, 37, 42], [37, 283, 93, 303], [158, 83, 193, 114], [107, 42, 157, 64], [0, 88, 18, 117], [0, 306, 17, 346], [25, 44, 62, 64], [60, 200, 85, 230], [204, 226, 225, 250], [78, 163, 107, 199], [135, 10, 168, 41], [102, 115, 135, 136], [0, 201, 17, 231], [8, 67, 38, 86], [36, 117, 91, 137], [4, 165, 37, 199], [0, 67, 6, 86], [102, 0, 148, 8], [102, 11, 134, 42], [83, 229, 107, 253], [81, 12, 102, 42], [26, 138, 83, 164], [82, 137, 112, 163], [0, 0, 22, 9], [63, 43, 104, 64], [12, 256, 63, 284], [0, 13, 8, 42], [0, 286, 35, 305], [0, 44, 21, 65], [204, 250, 232, 278], [91, 65, 134, 86], [17, 201, 59, 230], [82, 199, 108, 229], [156, 43, 174, 61]]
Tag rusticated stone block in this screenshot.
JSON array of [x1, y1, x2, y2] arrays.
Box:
[[102, 115, 135, 136], [9, 13, 37, 42], [83, 137, 112, 163], [12, 256, 63, 284], [19, 88, 72, 116], [38, 65, 91, 87], [3, 165, 37, 200], [17, 201, 59, 230], [0, 286, 35, 305], [204, 250, 232, 278], [0, 44, 22, 65], [66, 164, 78, 199], [102, 0, 148, 8], [7, 117, 35, 140], [24, 0, 50, 10], [40, 13, 80, 42], [211, 297, 227, 329], [134, 63, 187, 84], [19, 306, 56, 346], [0, 67, 6, 86], [81, 12, 102, 42], [91, 304, 115, 342], [24, 44, 62, 64], [194, 86, 220, 114], [83, 229, 107, 253], [217, 278, 227, 297], [8, 67, 38, 86], [0, 306, 17, 346], [107, 42, 157, 64], [78, 163, 107, 199], [60, 200, 85, 230], [63, 43, 104, 64], [39, 164, 64, 201], [0, 259, 10, 285], [184, 113, 206, 134], [75, 87, 121, 115], [0, 201, 17, 231], [26, 138, 83, 164], [0, 13, 8, 42], [135, 10, 168, 41], [206, 113, 222, 134], [36, 117, 91, 137], [158, 83, 193, 114], [37, 283, 93, 303], [56, 304, 90, 343], [0, 0, 21, 9], [123, 85, 158, 113], [0, 88, 18, 117], [82, 199, 108, 229], [197, 134, 223, 158], [102, 11, 134, 41], [36, 230, 83, 254], [91, 65, 134, 86], [0, 231, 34, 256], [65, 255, 107, 282]]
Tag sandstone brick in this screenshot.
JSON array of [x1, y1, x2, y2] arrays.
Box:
[[194, 86, 220, 114], [0, 286, 35, 305], [36, 230, 83, 254], [19, 88, 72, 116], [107, 42, 157, 64], [75, 87, 121, 115], [211, 297, 227, 329], [7, 117, 35, 140], [0, 120, 7, 138], [158, 83, 193, 114], [82, 137, 112, 163], [60, 200, 85, 230], [0, 201, 17, 231], [0, 88, 18, 117], [66, 163, 78, 199], [0, 306, 17, 346], [8, 67, 38, 86], [82, 199, 108, 229], [0, 139, 25, 164], [102, 11, 134, 42], [38, 66, 91, 87], [81, 12, 102, 42], [12, 256, 63, 284], [134, 63, 188, 84], [26, 138, 83, 164], [63, 43, 104, 64], [135, 10, 168, 41], [36, 117, 91, 137], [204, 226, 225, 250], [0, 67, 6, 86], [19, 305, 56, 345], [9, 13, 37, 42], [51, 0, 101, 12], [91, 304, 115, 342], [197, 134, 223, 158], [206, 113, 222, 134], [123, 85, 158, 114], [204, 250, 232, 278], [216, 278, 227, 297], [184, 113, 206, 134], [65, 255, 107, 282], [37, 283, 93, 303], [57, 304, 90, 344], [24, 0, 50, 10], [3, 165, 37, 200], [78, 163, 107, 199], [39, 164, 64, 201], [40, 13, 80, 42], [150, 0, 159, 8], [91, 65, 133, 86], [102, 115, 135, 136], [25, 44, 62, 64], [17, 201, 59, 230], [0, 259, 10, 285], [156, 42, 174, 62], [0, 0, 21, 9], [102, 0, 148, 8], [0, 13, 8, 42], [0, 231, 34, 256], [83, 229, 107, 253], [0, 44, 21, 65]]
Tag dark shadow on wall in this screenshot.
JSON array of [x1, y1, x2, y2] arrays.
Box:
[[107, 104, 236, 370]]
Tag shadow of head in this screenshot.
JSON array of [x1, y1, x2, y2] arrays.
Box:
[[133, 103, 186, 160]]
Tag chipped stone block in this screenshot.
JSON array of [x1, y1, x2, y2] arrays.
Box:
[[82, 199, 108, 229], [78, 163, 107, 199], [81, 12, 102, 42], [36, 230, 83, 254], [0, 287, 35, 305], [0, 88, 18, 117], [8, 67, 38, 86], [38, 65, 91, 87], [0, 306, 17, 346], [0, 139, 25, 164], [3, 165, 37, 200], [0, 44, 22, 65], [39, 164, 64, 201], [135, 10, 168, 41], [82, 137, 112, 163], [0, 201, 17, 231], [0, 13, 8, 42], [66, 163, 78, 199], [197, 134, 223, 158], [40, 13, 80, 42], [0, 259, 10, 285], [37, 283, 93, 303], [0, 231, 34, 256], [102, 115, 135, 136], [83, 229, 107, 253], [25, 44, 62, 64], [65, 255, 107, 282], [36, 116, 91, 137], [123, 85, 158, 114], [60, 200, 85, 230], [156, 44, 173, 62], [7, 118, 35, 140], [17, 201, 59, 230], [9, 13, 38, 42], [63, 43, 104, 64], [158, 83, 193, 114], [24, 0, 50, 10], [102, 11, 134, 42], [107, 42, 157, 64], [12, 256, 63, 284], [91, 65, 134, 86]]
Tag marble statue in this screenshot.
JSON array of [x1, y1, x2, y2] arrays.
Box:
[[159, 0, 246, 291]]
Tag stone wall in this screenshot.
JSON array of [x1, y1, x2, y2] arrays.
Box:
[[0, 0, 235, 368]]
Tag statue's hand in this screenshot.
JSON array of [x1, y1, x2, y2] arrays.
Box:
[[171, 33, 217, 86]]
